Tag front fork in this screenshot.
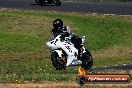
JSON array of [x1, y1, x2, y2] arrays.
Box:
[[59, 49, 66, 63]]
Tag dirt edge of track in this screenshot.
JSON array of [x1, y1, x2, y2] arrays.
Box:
[[0, 81, 132, 88]]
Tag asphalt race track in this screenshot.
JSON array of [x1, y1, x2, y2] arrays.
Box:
[[0, 0, 132, 15], [94, 63, 132, 71]]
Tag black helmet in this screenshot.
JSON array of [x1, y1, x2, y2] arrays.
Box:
[[53, 19, 63, 30]]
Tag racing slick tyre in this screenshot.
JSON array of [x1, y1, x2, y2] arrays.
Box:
[[81, 49, 93, 70], [51, 51, 66, 70], [35, 0, 43, 5], [54, 0, 61, 6]]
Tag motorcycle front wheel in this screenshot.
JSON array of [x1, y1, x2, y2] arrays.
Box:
[[51, 51, 66, 70]]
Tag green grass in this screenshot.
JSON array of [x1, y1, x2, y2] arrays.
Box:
[[0, 58, 76, 83], [0, 9, 132, 83], [94, 57, 132, 66], [0, 32, 43, 52]]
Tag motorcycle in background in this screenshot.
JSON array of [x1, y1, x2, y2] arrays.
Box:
[[35, 0, 61, 6]]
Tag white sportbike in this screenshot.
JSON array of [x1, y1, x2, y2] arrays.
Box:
[[46, 35, 93, 70]]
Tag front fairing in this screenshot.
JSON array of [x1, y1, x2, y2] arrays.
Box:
[[46, 35, 61, 51], [46, 41, 61, 51]]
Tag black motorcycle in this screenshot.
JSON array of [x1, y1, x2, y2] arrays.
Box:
[[35, 0, 61, 6]]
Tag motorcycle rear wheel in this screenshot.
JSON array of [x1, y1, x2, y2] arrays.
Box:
[[54, 0, 61, 6], [81, 49, 93, 70], [51, 51, 66, 70]]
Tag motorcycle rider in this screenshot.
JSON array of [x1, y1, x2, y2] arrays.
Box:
[[51, 19, 83, 59], [50, 19, 93, 70], [52, 19, 71, 39]]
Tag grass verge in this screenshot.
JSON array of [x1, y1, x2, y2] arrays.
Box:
[[0, 8, 131, 82]]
